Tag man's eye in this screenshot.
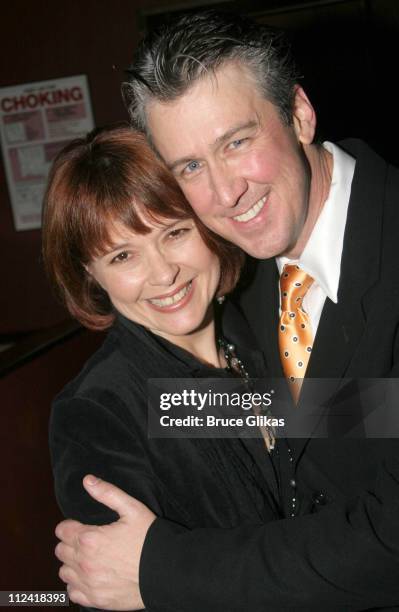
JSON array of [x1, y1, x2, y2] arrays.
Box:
[[230, 138, 246, 149], [111, 251, 129, 264], [183, 160, 200, 174]]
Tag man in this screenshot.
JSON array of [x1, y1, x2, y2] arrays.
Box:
[[55, 10, 399, 610]]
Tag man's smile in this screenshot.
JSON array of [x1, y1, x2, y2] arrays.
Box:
[[232, 195, 267, 223]]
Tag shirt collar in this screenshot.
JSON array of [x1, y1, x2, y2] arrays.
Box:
[[276, 141, 355, 303]]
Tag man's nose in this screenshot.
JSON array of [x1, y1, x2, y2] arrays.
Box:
[[209, 163, 248, 209], [147, 252, 180, 287]]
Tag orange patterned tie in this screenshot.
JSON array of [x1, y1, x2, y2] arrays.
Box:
[[279, 264, 314, 402]]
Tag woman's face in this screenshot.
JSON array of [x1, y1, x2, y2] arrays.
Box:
[[87, 216, 221, 342]]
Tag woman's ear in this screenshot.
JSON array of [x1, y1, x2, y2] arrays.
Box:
[[83, 262, 92, 277], [83, 262, 95, 282], [84, 262, 98, 285], [84, 261, 107, 293], [292, 86, 316, 145]]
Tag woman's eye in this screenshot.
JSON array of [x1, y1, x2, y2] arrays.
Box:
[[168, 227, 190, 240], [111, 251, 129, 264]]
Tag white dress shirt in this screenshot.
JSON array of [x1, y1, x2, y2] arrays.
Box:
[[276, 141, 356, 338]]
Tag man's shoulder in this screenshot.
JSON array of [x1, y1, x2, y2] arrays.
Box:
[[338, 138, 398, 173], [337, 139, 399, 214], [337, 138, 370, 158]]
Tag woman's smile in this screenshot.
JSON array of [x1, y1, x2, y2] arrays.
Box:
[[88, 218, 221, 346], [146, 279, 194, 312]]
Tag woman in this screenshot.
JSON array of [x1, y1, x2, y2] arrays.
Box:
[[44, 125, 280, 546]]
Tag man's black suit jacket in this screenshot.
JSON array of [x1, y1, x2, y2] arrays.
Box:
[[141, 141, 399, 611]]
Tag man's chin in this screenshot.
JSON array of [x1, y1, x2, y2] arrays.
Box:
[[234, 236, 281, 260]]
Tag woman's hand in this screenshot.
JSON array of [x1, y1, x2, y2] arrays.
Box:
[[55, 475, 156, 610]]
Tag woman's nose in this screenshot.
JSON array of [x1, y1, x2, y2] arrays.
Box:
[[147, 253, 180, 287]]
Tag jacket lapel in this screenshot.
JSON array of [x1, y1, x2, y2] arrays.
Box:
[[307, 140, 386, 380], [291, 140, 388, 459], [237, 258, 284, 377]]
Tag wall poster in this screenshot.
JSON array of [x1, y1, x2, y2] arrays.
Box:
[[0, 75, 94, 231]]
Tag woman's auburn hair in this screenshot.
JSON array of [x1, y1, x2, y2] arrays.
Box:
[[42, 124, 245, 330]]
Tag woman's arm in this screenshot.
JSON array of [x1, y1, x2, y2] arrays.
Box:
[[50, 394, 164, 523], [50, 392, 161, 611]]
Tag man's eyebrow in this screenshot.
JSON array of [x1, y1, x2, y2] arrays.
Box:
[[168, 156, 198, 172], [213, 120, 258, 147], [167, 120, 258, 172]]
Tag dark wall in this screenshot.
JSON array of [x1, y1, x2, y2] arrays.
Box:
[[0, 327, 104, 605], [257, 0, 399, 164], [0, 0, 140, 335]]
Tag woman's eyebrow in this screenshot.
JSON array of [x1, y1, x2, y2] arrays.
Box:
[[102, 241, 132, 255]]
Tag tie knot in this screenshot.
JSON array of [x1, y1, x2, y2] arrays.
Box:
[[280, 264, 314, 312]]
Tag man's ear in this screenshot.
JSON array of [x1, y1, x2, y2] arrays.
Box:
[[292, 86, 316, 145]]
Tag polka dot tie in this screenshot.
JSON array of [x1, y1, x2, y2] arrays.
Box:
[[279, 264, 314, 402]]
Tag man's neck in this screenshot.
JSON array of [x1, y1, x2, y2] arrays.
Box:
[[289, 143, 334, 259]]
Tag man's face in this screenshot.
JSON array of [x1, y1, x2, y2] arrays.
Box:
[[146, 62, 317, 259]]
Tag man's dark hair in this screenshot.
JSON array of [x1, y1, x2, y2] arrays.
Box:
[[122, 10, 300, 133]]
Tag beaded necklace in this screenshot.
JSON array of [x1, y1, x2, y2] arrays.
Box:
[[218, 337, 275, 451], [218, 337, 300, 516]]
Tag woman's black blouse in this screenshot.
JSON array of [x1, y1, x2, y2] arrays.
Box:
[[50, 310, 281, 537]]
